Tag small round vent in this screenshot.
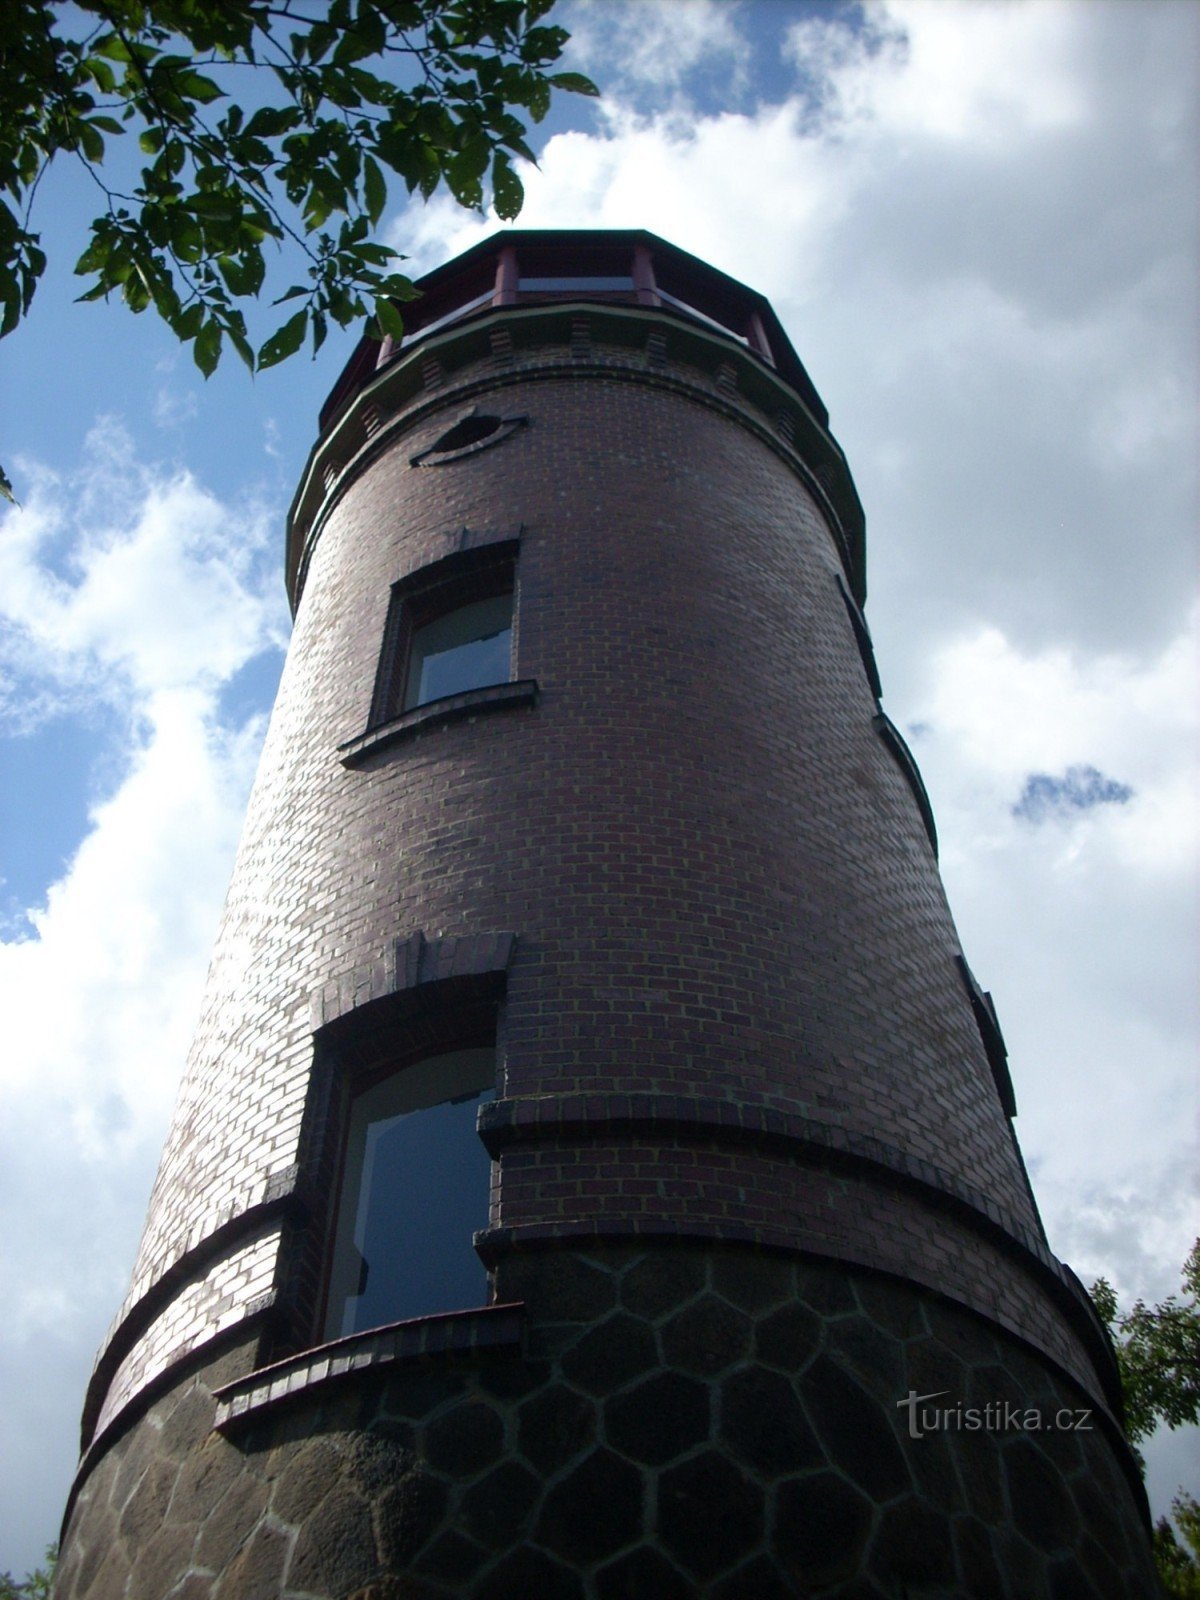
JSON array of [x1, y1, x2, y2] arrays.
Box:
[[411, 411, 528, 466], [431, 414, 505, 453]]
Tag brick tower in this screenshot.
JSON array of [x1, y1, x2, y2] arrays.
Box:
[[55, 231, 1157, 1599]]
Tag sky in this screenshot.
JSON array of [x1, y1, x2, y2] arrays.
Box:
[[1, 0, 1197, 1576]]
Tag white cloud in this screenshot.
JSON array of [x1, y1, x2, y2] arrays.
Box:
[[0, 432, 287, 1555], [784, 0, 1088, 146], [153, 386, 198, 429], [0, 420, 287, 711], [564, 0, 753, 106], [909, 610, 1199, 1297]]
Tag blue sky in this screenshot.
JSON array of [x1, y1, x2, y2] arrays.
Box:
[[1, 0, 1197, 1575]]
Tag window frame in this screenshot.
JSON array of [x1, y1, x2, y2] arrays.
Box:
[[400, 578, 514, 715], [276, 953, 513, 1358], [371, 540, 519, 728], [321, 1046, 498, 1341]]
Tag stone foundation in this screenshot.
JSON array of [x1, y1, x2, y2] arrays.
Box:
[[54, 1248, 1156, 1599]]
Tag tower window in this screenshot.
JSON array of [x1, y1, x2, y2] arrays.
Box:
[[323, 1048, 496, 1340], [517, 275, 635, 292], [369, 541, 519, 729], [405, 590, 513, 711]]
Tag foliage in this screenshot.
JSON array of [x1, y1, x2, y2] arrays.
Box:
[[0, 1546, 55, 1600], [1155, 1492, 1200, 1598], [1092, 1239, 1200, 1444], [0, 0, 596, 381], [1093, 1242, 1200, 1593]]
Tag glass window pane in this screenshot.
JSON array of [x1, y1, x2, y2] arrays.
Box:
[[405, 593, 513, 710], [518, 276, 635, 291], [326, 1048, 495, 1339]]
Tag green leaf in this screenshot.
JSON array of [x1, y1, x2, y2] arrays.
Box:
[[303, 188, 335, 230], [376, 273, 421, 303], [217, 253, 264, 296], [194, 317, 222, 376], [226, 316, 255, 371], [94, 33, 132, 63], [244, 106, 302, 139], [139, 127, 166, 155], [177, 71, 224, 105], [548, 72, 599, 96], [522, 25, 569, 63], [257, 308, 308, 370], [77, 122, 106, 164], [491, 154, 523, 221], [363, 156, 387, 226], [0, 285, 20, 339], [83, 56, 117, 94], [375, 298, 407, 340], [172, 303, 205, 340], [74, 237, 110, 276], [188, 193, 239, 223]]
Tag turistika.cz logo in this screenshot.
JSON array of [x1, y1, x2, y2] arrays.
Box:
[[896, 1390, 1094, 1441]]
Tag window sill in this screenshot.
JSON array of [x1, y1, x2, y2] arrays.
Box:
[[212, 1301, 525, 1432], [340, 678, 538, 767]]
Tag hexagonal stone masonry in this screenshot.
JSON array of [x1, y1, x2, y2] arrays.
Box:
[[660, 1295, 753, 1378], [775, 1470, 875, 1589], [658, 1449, 766, 1580], [719, 1366, 822, 1477], [605, 1370, 710, 1466], [52, 1245, 1158, 1599], [537, 1448, 645, 1565]]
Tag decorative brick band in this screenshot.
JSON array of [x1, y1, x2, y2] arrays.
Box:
[[80, 1181, 305, 1450], [290, 333, 862, 612], [475, 1092, 1121, 1417], [478, 1091, 1046, 1263], [212, 1302, 524, 1431], [873, 711, 938, 857]]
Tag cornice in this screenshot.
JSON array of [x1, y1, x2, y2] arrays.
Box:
[[285, 301, 867, 614]]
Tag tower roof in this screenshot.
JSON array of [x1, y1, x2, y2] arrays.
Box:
[[318, 228, 830, 436]]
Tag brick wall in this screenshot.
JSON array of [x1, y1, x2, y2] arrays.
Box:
[[83, 309, 1098, 1454]]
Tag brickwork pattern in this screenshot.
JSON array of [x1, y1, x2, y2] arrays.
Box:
[[55, 1250, 1157, 1599], [95, 1229, 281, 1440]]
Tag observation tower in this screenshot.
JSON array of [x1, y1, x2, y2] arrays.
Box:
[[54, 231, 1156, 1598]]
